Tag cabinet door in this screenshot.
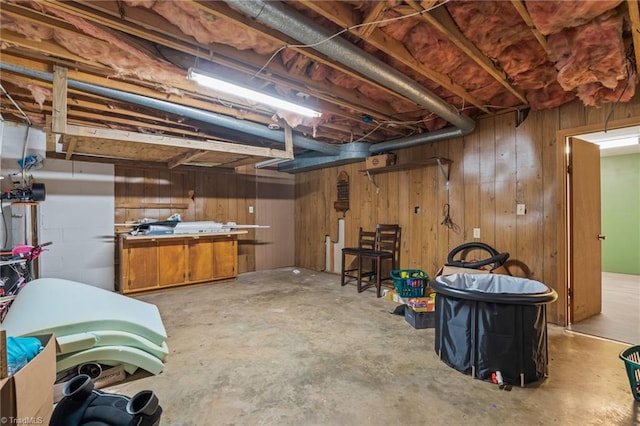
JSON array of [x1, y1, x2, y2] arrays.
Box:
[[213, 238, 237, 279], [158, 240, 187, 286], [188, 238, 214, 282], [125, 241, 158, 292]]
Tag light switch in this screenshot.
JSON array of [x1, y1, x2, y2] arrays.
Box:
[[249, 206, 254, 214], [516, 204, 526, 215]]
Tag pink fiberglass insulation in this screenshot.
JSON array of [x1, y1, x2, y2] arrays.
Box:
[[547, 12, 627, 92], [526, 82, 576, 110], [512, 65, 560, 91], [526, 0, 623, 35], [124, 0, 281, 55], [446, 0, 531, 60]]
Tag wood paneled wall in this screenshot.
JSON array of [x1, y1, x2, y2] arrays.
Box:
[[115, 166, 258, 272], [294, 96, 640, 325]]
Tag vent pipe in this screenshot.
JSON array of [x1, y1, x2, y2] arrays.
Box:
[[225, 0, 476, 135], [0, 63, 341, 156]]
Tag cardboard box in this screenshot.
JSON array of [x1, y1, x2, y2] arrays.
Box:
[[0, 334, 57, 425], [365, 153, 396, 169], [436, 264, 510, 277], [405, 306, 435, 329], [53, 364, 126, 403], [382, 289, 410, 305]]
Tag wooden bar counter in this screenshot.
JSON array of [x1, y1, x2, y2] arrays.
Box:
[[118, 231, 247, 294]]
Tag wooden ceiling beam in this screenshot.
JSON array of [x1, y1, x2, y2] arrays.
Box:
[[60, 125, 294, 159], [6, 2, 405, 133], [167, 150, 209, 169], [190, 0, 412, 101], [405, 0, 529, 105], [510, 0, 549, 52], [297, 0, 491, 114], [0, 52, 273, 124], [63, 0, 411, 122], [355, 2, 387, 39]]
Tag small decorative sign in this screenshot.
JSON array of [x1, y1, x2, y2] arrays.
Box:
[[334, 171, 349, 216]]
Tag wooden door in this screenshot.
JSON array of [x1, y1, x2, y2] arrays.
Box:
[[158, 239, 186, 286], [569, 137, 602, 322], [188, 238, 214, 282], [125, 240, 158, 292], [213, 238, 237, 279]]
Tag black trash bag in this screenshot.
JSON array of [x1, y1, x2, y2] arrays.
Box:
[[50, 374, 162, 426]]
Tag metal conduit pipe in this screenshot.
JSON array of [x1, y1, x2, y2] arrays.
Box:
[[0, 62, 341, 156], [225, 0, 476, 137], [369, 126, 467, 154]]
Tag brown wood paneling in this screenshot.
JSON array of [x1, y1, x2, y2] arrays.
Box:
[[115, 165, 263, 274], [255, 170, 295, 270], [494, 112, 518, 275], [294, 95, 640, 326]]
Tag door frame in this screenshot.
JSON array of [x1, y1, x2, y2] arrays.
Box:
[[556, 116, 640, 326]]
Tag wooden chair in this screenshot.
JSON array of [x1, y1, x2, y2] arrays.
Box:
[[341, 224, 401, 297], [341, 227, 376, 290], [359, 224, 401, 297]]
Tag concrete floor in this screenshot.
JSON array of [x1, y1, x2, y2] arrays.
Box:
[[107, 268, 639, 426]]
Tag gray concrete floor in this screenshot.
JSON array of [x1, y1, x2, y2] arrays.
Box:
[[107, 268, 639, 426]]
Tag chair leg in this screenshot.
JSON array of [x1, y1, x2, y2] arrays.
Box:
[[356, 254, 363, 292], [376, 257, 383, 297], [341, 252, 347, 286]]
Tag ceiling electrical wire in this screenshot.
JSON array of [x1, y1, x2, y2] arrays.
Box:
[[252, 0, 450, 79], [0, 83, 32, 126], [604, 49, 634, 133]]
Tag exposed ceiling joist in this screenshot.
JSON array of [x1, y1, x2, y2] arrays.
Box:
[[298, 0, 492, 114], [60, 124, 293, 159], [0, 0, 634, 171], [510, 0, 549, 52], [167, 150, 209, 169], [406, 0, 528, 105]]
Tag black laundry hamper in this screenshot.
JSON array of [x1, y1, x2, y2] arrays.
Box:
[[431, 273, 557, 386]]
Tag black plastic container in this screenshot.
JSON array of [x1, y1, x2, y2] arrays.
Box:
[[404, 307, 435, 329], [431, 273, 557, 386]]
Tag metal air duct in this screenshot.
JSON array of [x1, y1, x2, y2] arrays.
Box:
[[225, 0, 476, 135], [0, 63, 341, 156]]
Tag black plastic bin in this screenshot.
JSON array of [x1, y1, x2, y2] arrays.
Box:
[[431, 273, 557, 386]]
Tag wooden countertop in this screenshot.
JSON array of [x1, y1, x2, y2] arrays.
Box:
[[120, 230, 248, 241]]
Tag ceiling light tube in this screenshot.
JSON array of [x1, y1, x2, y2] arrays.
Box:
[[597, 137, 639, 150], [188, 68, 322, 118]]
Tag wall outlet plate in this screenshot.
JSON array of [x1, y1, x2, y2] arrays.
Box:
[[516, 204, 526, 215], [473, 228, 480, 238]]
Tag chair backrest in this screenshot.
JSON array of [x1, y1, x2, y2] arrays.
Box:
[[375, 224, 401, 262], [358, 227, 377, 250]]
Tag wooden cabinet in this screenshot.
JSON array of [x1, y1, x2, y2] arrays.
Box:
[[119, 231, 245, 294]]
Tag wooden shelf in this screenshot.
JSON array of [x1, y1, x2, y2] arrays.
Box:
[[360, 156, 452, 180]]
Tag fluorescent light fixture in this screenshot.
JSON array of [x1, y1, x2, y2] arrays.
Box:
[[596, 137, 639, 150], [188, 68, 322, 118]]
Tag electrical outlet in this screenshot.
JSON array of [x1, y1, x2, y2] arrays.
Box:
[[248, 206, 254, 214], [516, 204, 526, 215], [473, 228, 480, 239]]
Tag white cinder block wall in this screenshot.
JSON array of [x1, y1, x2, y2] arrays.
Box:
[[0, 121, 115, 290]]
